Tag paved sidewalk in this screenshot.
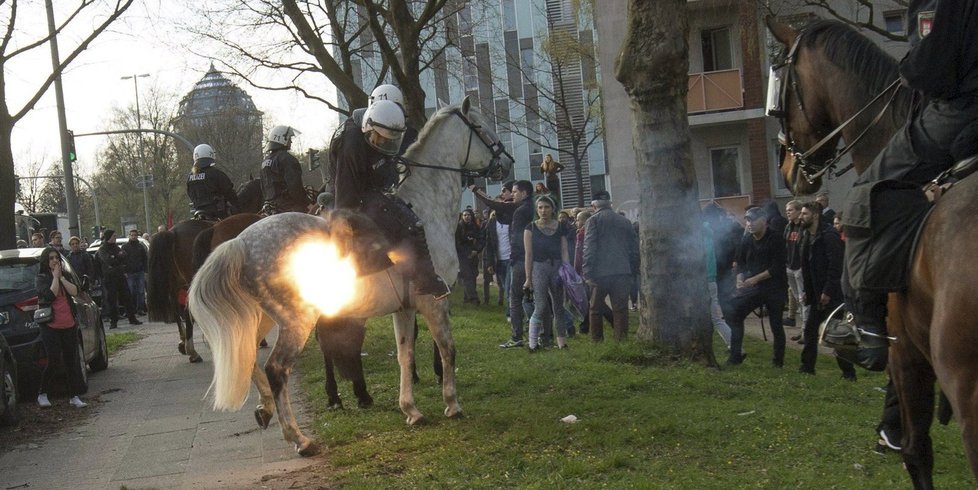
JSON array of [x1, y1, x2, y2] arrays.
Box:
[[0, 321, 320, 489]]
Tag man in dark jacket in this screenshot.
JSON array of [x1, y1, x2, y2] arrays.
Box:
[[582, 190, 639, 342], [798, 202, 854, 379], [187, 143, 237, 220], [499, 180, 534, 348], [260, 125, 308, 214], [66, 236, 95, 284], [121, 229, 148, 316], [97, 230, 141, 328], [842, 0, 978, 370], [722, 206, 788, 367]]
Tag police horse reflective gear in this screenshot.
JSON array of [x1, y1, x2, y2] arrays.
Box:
[[768, 16, 978, 488], [188, 97, 513, 456]]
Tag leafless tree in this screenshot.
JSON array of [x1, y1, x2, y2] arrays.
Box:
[[185, 0, 461, 126], [764, 0, 909, 42], [15, 154, 50, 214], [615, 0, 715, 362], [93, 87, 186, 230], [0, 0, 134, 249]]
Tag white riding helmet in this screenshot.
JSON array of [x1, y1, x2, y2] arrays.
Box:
[[193, 144, 216, 166], [265, 125, 301, 151], [362, 100, 406, 156], [369, 84, 404, 107]]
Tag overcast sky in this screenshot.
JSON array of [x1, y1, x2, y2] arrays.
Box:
[[10, 1, 336, 179]]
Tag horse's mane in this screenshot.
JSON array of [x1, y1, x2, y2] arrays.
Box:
[[800, 20, 900, 100], [412, 103, 463, 147]]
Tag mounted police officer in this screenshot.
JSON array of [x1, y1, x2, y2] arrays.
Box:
[[840, 0, 978, 370], [187, 143, 237, 220], [261, 125, 308, 215], [330, 99, 450, 299]]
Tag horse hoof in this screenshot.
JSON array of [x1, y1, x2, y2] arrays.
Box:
[[326, 402, 344, 411], [445, 406, 464, 419], [189, 354, 203, 363], [357, 397, 373, 409], [178, 342, 186, 355], [254, 407, 273, 429], [406, 414, 426, 426], [296, 440, 321, 457]]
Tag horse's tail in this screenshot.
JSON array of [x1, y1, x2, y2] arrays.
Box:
[[192, 226, 216, 273], [146, 229, 180, 323], [188, 238, 261, 411]]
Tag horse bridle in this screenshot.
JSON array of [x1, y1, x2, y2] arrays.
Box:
[[770, 30, 901, 184], [398, 108, 514, 181]]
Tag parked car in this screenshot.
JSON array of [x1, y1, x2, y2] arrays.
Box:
[[0, 248, 109, 397], [0, 334, 17, 426]]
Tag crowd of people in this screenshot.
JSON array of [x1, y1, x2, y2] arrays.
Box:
[[459, 163, 641, 351]]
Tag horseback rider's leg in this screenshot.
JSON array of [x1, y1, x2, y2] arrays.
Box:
[[364, 195, 450, 299], [840, 271, 889, 371]]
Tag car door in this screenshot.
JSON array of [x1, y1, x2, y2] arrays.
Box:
[[62, 262, 96, 360]]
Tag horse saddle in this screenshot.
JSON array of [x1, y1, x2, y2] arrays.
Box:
[[925, 153, 978, 202]]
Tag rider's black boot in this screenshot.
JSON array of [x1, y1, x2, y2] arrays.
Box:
[[409, 227, 450, 300]]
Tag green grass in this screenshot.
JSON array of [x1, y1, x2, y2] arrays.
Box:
[[296, 288, 973, 488], [105, 331, 140, 355]]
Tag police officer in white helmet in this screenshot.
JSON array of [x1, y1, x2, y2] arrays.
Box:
[[187, 143, 237, 220], [330, 99, 450, 299], [260, 125, 308, 214]]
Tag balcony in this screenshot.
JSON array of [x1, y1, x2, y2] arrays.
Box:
[[687, 69, 743, 113]]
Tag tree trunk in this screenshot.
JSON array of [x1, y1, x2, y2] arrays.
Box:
[[614, 0, 715, 364], [0, 119, 14, 250]]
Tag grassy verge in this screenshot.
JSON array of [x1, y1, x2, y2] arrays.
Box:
[[296, 289, 972, 488], [105, 331, 140, 355]]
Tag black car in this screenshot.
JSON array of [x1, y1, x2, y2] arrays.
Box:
[[0, 248, 109, 397], [0, 334, 17, 425]]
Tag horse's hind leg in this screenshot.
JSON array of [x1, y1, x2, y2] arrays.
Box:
[[252, 314, 276, 429], [316, 316, 373, 409], [931, 319, 978, 479], [418, 297, 462, 419], [393, 309, 424, 425], [263, 309, 320, 456], [181, 305, 202, 363]]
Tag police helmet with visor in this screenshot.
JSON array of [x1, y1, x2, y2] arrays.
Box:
[[369, 84, 404, 107], [361, 100, 405, 156], [265, 125, 301, 151], [193, 144, 216, 167]]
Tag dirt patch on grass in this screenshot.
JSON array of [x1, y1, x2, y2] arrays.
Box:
[[259, 462, 344, 490], [0, 389, 116, 455]]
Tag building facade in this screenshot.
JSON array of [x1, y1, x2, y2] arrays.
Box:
[[172, 64, 264, 185]]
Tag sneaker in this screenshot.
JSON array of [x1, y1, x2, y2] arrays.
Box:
[[69, 396, 88, 408], [879, 428, 902, 451], [790, 334, 802, 341], [129, 318, 143, 325], [499, 339, 524, 348], [37, 393, 52, 408]]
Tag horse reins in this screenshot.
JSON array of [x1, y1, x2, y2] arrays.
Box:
[[397, 109, 514, 181], [774, 30, 902, 184]]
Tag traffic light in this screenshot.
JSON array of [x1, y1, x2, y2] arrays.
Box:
[[67, 130, 77, 162], [307, 148, 321, 171]]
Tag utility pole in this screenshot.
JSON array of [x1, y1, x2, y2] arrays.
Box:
[[45, 0, 80, 238], [122, 73, 151, 232]]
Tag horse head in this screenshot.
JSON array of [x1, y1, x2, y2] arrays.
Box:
[[408, 95, 515, 180], [766, 17, 838, 196]]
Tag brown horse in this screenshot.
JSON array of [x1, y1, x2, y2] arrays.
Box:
[[146, 179, 264, 361], [768, 18, 978, 488]]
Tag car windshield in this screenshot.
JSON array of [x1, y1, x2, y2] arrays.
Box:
[[0, 260, 39, 293]]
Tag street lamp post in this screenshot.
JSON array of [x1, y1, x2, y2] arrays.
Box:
[[121, 73, 151, 232]]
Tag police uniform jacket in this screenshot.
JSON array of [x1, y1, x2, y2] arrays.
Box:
[[187, 165, 237, 215], [261, 149, 307, 211], [331, 119, 398, 209]]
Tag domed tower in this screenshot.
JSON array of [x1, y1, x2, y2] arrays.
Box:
[[173, 64, 264, 184]]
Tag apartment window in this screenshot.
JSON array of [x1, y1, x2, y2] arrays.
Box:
[[504, 31, 522, 98], [710, 147, 741, 197], [463, 56, 479, 91], [884, 11, 906, 34], [529, 153, 544, 181], [701, 27, 733, 72]]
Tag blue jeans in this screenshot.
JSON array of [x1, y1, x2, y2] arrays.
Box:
[[126, 272, 146, 312]]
